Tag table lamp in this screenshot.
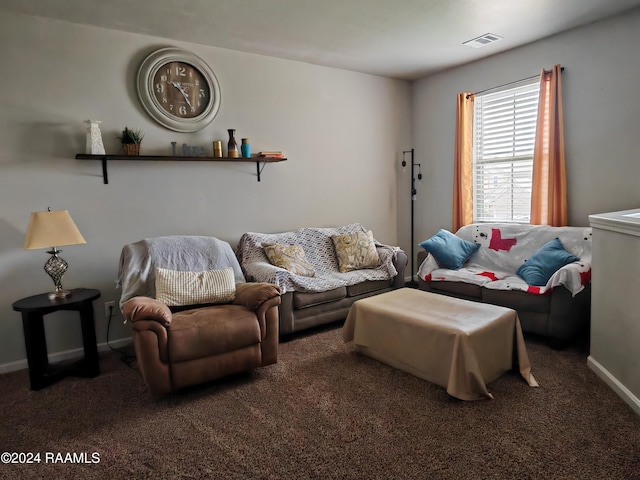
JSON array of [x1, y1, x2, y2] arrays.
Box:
[[23, 209, 86, 300]]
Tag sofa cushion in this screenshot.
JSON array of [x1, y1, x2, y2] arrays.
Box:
[[429, 281, 483, 300], [293, 287, 346, 309], [346, 279, 392, 297], [263, 243, 315, 277], [155, 267, 236, 306], [331, 230, 381, 273], [482, 288, 551, 314], [168, 305, 261, 362], [516, 238, 579, 286], [419, 229, 480, 269]]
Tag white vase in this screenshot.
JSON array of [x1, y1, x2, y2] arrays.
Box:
[[85, 119, 105, 155]]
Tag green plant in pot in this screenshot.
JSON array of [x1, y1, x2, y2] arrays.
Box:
[[118, 127, 144, 155]]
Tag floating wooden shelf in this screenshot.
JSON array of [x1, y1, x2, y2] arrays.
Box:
[[75, 154, 287, 184]]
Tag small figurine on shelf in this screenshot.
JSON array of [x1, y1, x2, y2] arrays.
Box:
[[118, 127, 144, 156], [182, 144, 206, 157], [85, 119, 105, 155]]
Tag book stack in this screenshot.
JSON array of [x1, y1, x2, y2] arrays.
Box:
[[258, 151, 285, 159]]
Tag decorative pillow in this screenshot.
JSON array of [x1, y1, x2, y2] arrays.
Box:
[[263, 244, 315, 277], [418, 229, 480, 269], [516, 238, 579, 286], [155, 267, 235, 306], [331, 230, 381, 273]]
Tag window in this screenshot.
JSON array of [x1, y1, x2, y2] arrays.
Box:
[[473, 80, 539, 223]]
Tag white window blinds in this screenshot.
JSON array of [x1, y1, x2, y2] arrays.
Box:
[[473, 80, 539, 223]]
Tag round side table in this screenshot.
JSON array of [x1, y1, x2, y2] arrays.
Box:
[[12, 288, 101, 390]]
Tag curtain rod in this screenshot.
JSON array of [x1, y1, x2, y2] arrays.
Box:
[[466, 66, 565, 99]]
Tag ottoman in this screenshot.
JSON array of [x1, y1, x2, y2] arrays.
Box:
[[343, 288, 538, 400]]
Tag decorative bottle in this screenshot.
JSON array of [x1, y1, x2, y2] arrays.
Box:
[[241, 138, 251, 158], [85, 119, 105, 155], [227, 129, 239, 158], [213, 140, 223, 158]]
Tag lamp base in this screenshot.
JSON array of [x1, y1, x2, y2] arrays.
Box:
[[48, 289, 72, 301], [44, 248, 72, 301]]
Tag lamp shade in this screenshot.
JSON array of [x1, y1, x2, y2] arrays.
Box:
[[23, 210, 86, 250]]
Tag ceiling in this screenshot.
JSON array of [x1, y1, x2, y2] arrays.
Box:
[[2, 0, 640, 80]]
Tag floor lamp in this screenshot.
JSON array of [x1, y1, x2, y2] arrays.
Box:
[[402, 149, 421, 287]]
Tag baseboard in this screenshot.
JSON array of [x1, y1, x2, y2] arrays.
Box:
[[0, 336, 133, 375], [587, 355, 640, 416]]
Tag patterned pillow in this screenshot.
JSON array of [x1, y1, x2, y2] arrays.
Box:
[[263, 244, 315, 277], [331, 230, 381, 273], [155, 267, 235, 306]]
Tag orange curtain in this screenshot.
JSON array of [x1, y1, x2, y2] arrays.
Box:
[[530, 64, 567, 226], [452, 93, 474, 232]]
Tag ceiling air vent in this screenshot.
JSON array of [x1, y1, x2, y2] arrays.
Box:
[[463, 33, 503, 48]]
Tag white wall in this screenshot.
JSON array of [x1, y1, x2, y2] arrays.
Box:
[[411, 8, 640, 251], [0, 12, 412, 368]]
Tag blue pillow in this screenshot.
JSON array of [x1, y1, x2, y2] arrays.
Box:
[[516, 238, 579, 286], [418, 229, 480, 269]]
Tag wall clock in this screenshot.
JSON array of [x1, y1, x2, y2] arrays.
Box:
[[137, 47, 221, 133]]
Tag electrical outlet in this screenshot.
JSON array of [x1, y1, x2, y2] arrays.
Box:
[[104, 301, 116, 318]]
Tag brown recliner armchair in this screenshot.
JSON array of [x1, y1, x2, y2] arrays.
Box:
[[118, 236, 281, 397], [122, 283, 280, 397]]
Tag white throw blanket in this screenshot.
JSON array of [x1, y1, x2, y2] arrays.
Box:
[[417, 223, 592, 296], [118, 236, 245, 308], [236, 223, 400, 293]]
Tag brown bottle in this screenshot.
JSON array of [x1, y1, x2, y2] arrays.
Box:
[[227, 129, 239, 158]]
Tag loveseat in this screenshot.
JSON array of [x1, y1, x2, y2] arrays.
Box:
[[118, 236, 281, 396], [236, 223, 408, 336], [417, 223, 592, 346]]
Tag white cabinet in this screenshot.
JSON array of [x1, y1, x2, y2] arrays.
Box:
[[588, 208, 640, 415]]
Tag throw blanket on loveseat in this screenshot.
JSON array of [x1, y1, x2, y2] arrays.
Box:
[[417, 223, 592, 296], [236, 223, 400, 293]]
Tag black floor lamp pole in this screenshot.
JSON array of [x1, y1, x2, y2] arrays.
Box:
[[402, 149, 421, 287]]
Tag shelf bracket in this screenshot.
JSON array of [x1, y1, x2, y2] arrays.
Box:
[[101, 158, 109, 184], [256, 161, 267, 182]]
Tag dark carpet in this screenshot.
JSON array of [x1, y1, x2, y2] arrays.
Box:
[[0, 324, 638, 480]]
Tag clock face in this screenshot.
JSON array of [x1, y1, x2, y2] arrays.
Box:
[[152, 61, 210, 119], [137, 48, 221, 132]]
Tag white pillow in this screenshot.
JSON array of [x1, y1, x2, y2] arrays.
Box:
[[155, 267, 235, 306]]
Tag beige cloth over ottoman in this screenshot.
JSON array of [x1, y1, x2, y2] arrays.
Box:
[[343, 288, 538, 400]]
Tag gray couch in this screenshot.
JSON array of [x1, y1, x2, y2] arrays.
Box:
[[236, 224, 408, 337], [416, 223, 592, 347], [278, 267, 407, 336]]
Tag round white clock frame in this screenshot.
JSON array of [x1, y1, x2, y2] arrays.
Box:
[[136, 47, 221, 133]]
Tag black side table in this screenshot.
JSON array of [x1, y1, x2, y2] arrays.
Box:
[[12, 288, 101, 390]]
